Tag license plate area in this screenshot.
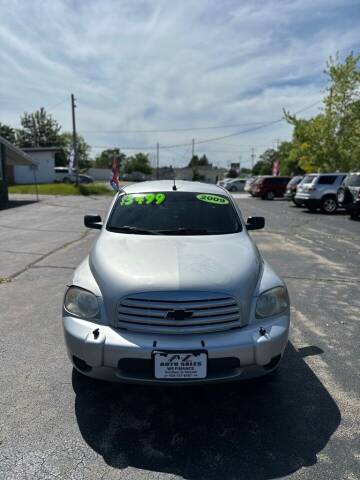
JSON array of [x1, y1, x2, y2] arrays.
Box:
[[153, 350, 207, 380]]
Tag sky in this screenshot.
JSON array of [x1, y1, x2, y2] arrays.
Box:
[[0, 0, 359, 168]]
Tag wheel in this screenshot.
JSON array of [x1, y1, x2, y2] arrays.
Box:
[[337, 186, 352, 205], [265, 191, 275, 200], [350, 211, 359, 220], [321, 196, 337, 214], [292, 199, 302, 207]]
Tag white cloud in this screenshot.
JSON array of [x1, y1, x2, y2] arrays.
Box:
[[0, 0, 359, 166]]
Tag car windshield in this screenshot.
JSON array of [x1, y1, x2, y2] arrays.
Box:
[[302, 175, 316, 184], [288, 176, 302, 186], [107, 191, 242, 235]]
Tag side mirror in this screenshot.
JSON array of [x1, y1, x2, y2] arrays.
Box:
[[84, 214, 103, 230], [246, 216, 265, 230]]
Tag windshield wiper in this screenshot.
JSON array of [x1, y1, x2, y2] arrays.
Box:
[[157, 228, 211, 235], [107, 225, 159, 235]]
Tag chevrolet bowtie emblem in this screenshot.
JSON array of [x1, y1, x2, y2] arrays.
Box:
[[165, 309, 193, 321]]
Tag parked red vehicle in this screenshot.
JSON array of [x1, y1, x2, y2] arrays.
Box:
[[250, 176, 292, 200]]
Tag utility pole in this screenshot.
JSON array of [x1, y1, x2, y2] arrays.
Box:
[[251, 147, 255, 172], [71, 94, 78, 186], [192, 138, 195, 158], [156, 143, 159, 179]]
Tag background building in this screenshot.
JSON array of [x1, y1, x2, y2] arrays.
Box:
[[0, 135, 37, 207], [13, 147, 59, 184]]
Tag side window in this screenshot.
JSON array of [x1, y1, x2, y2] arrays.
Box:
[[318, 176, 336, 185]]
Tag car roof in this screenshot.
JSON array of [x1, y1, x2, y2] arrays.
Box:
[[305, 172, 348, 176], [260, 175, 291, 179], [122, 180, 231, 196]]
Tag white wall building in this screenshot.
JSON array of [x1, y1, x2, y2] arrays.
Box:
[[14, 147, 59, 184]]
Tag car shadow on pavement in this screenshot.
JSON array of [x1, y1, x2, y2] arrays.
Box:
[[0, 199, 38, 210], [73, 342, 340, 480]]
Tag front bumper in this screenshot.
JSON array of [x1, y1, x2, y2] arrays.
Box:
[[284, 190, 295, 200], [63, 313, 290, 384], [294, 194, 320, 208], [251, 189, 262, 197]]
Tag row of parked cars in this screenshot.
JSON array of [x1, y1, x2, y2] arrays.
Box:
[[292, 172, 360, 218], [219, 173, 360, 218]]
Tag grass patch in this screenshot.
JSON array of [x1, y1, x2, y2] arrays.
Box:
[[78, 183, 112, 196], [9, 183, 114, 196], [0, 277, 11, 284]]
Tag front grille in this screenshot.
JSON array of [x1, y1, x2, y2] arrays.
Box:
[[117, 291, 242, 334]]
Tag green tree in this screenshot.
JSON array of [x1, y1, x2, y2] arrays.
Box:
[[0, 122, 16, 143], [226, 168, 238, 178], [124, 152, 152, 174], [17, 108, 62, 147], [198, 154, 209, 166], [188, 154, 209, 168], [95, 148, 127, 169], [277, 141, 305, 176], [284, 52, 360, 173], [252, 149, 276, 175], [188, 155, 200, 168], [56, 132, 92, 170]]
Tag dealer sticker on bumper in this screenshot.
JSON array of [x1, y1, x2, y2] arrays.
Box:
[[154, 352, 207, 379]]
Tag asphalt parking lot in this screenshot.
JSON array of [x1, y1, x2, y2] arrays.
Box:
[[0, 193, 359, 480]]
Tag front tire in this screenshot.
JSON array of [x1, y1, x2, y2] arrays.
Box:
[[321, 196, 337, 214], [264, 191, 275, 200]]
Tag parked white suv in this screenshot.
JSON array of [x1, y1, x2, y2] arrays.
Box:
[[295, 173, 347, 213]]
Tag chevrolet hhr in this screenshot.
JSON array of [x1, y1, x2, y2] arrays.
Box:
[[63, 181, 290, 384]]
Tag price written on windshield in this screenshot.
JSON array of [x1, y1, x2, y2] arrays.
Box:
[[120, 193, 166, 206]]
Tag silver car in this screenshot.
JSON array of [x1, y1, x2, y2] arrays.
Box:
[[63, 181, 290, 384], [295, 173, 347, 213], [225, 178, 246, 192]]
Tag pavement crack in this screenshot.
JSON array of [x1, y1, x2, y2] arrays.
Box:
[[8, 230, 91, 280], [0, 223, 84, 234], [31, 265, 75, 271], [284, 275, 359, 284]]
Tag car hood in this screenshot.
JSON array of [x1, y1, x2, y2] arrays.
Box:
[[89, 230, 262, 323]]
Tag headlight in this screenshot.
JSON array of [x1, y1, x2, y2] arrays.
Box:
[[64, 286, 100, 319], [256, 286, 289, 319]]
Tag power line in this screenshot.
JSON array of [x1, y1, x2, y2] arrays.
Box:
[[79, 121, 266, 134], [87, 99, 323, 152], [79, 99, 322, 136], [164, 99, 323, 149], [45, 97, 69, 111]]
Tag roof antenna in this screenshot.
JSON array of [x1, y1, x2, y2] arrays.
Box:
[[172, 178, 177, 191]]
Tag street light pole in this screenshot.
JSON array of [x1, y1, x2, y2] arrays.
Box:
[[71, 94, 78, 186], [156, 143, 159, 179]]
